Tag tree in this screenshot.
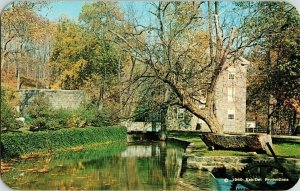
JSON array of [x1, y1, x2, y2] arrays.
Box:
[[1, 1, 53, 89], [241, 2, 300, 132], [49, 17, 122, 117], [109, 2, 258, 134]]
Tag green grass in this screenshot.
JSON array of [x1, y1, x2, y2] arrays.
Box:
[[272, 138, 300, 158], [168, 131, 300, 159]]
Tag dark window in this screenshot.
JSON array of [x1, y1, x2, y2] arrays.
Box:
[[228, 114, 235, 119], [229, 73, 235, 80]]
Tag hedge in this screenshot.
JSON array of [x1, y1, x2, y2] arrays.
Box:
[[1, 126, 127, 158]]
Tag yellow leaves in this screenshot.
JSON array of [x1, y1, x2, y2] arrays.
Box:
[[3, 87, 21, 107], [61, 59, 88, 80], [284, 98, 300, 114], [0, 162, 13, 173], [2, 3, 53, 44], [50, 82, 61, 90], [171, 2, 201, 25]]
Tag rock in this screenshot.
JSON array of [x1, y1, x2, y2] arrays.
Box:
[[200, 133, 272, 153]]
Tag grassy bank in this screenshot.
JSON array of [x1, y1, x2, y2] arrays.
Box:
[[168, 131, 300, 158], [1, 126, 127, 158]]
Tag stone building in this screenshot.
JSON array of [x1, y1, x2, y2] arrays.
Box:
[[167, 57, 250, 134]]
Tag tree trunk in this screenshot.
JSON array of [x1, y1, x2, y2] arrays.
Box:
[[16, 68, 20, 90], [200, 133, 272, 153], [98, 82, 104, 110], [208, 2, 214, 66], [160, 89, 170, 141], [163, 79, 223, 134], [1, 51, 8, 72], [182, 96, 223, 134]]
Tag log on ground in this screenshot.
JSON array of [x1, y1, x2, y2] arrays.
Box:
[[200, 133, 272, 153]]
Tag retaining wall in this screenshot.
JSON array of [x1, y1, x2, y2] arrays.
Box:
[[17, 89, 85, 110]]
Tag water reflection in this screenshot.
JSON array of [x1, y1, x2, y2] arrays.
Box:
[[2, 142, 214, 190], [121, 144, 160, 158]]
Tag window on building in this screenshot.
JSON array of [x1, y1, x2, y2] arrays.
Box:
[[228, 109, 235, 120], [228, 88, 235, 102], [228, 73, 235, 80], [228, 114, 235, 119]]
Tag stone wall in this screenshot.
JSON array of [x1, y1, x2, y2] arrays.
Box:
[[186, 155, 300, 174], [17, 89, 86, 110]]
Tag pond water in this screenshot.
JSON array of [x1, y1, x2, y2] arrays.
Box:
[[1, 141, 217, 190]]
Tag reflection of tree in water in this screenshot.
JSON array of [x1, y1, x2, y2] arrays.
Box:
[[2, 143, 187, 190]]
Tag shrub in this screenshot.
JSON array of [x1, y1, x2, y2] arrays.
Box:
[[23, 96, 116, 130], [92, 107, 114, 126], [69, 104, 98, 128], [67, 114, 87, 128], [52, 108, 73, 128], [24, 93, 55, 131], [1, 126, 127, 158], [24, 92, 52, 119], [0, 89, 19, 131], [65, 103, 114, 128], [1, 101, 19, 131]]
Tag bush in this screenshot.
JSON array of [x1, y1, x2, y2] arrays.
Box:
[[65, 104, 114, 128], [92, 107, 114, 126], [69, 104, 97, 128], [23, 96, 115, 130], [24, 93, 55, 131], [52, 108, 73, 128], [24, 92, 52, 118], [1, 101, 19, 131], [1, 126, 127, 158], [0, 89, 19, 131]]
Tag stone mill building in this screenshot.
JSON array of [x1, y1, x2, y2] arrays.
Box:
[[167, 56, 250, 134]]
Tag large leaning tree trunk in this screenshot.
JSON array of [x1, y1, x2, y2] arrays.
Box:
[[110, 2, 265, 135], [109, 2, 237, 134]]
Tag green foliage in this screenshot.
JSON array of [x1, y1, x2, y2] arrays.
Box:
[[1, 99, 19, 131], [52, 108, 73, 128], [22, 97, 116, 130], [64, 104, 114, 128], [242, 2, 300, 127], [91, 107, 115, 126], [1, 126, 127, 158], [72, 104, 98, 127], [0, 89, 19, 131], [133, 102, 151, 122], [50, 18, 120, 91], [24, 93, 55, 131], [133, 82, 165, 122], [24, 93, 52, 119]]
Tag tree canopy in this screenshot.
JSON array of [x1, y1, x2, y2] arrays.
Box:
[[1, 1, 299, 134]]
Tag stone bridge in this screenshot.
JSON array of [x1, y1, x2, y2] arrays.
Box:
[[121, 121, 161, 133]]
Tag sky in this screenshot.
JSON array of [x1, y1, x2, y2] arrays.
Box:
[[38, 1, 152, 23], [37, 1, 240, 33], [39, 1, 85, 21]]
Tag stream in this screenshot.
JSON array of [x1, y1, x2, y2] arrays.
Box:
[[1, 141, 218, 190]]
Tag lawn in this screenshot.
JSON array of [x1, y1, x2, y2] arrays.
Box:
[[168, 131, 300, 159], [272, 137, 300, 158]]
